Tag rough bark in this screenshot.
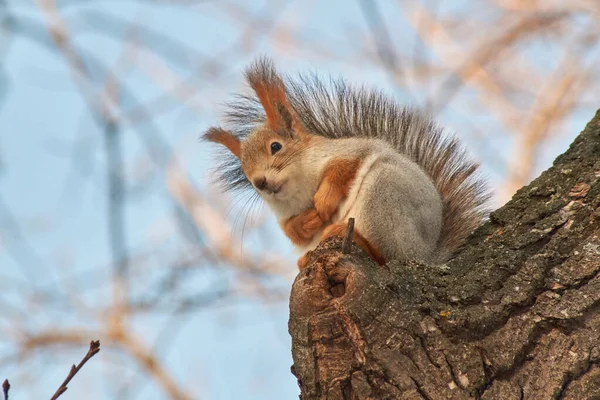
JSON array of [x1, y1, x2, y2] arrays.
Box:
[[288, 109, 600, 399]]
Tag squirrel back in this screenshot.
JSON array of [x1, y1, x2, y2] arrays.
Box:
[[205, 58, 490, 260]]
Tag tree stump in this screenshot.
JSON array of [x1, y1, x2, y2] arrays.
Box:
[[289, 110, 600, 399]]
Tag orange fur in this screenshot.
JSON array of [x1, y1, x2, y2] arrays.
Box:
[[267, 84, 294, 130], [314, 158, 361, 222], [251, 82, 280, 131], [204, 127, 241, 158], [281, 208, 324, 246], [246, 71, 297, 133]]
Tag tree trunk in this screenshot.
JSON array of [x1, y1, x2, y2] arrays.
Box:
[[288, 110, 600, 399]]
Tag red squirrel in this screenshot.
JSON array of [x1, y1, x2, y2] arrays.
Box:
[[203, 58, 489, 269]]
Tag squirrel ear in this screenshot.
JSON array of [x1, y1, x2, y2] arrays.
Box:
[[245, 58, 298, 135], [203, 127, 241, 159]]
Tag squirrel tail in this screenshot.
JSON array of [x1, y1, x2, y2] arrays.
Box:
[[283, 70, 491, 259], [421, 127, 491, 260]]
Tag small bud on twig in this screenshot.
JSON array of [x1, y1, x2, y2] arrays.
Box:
[[2, 379, 10, 400], [50, 340, 101, 400]]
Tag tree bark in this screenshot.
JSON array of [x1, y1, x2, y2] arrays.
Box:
[[288, 109, 600, 399]]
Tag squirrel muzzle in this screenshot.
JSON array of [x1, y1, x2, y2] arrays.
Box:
[[253, 176, 285, 195]]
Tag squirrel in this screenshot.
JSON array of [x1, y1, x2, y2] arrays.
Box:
[[203, 57, 489, 269]]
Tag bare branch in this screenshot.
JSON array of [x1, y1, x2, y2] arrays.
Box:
[[50, 340, 100, 400]]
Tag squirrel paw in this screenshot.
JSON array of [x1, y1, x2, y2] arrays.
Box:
[[314, 158, 360, 222], [282, 208, 324, 245], [314, 183, 342, 222]]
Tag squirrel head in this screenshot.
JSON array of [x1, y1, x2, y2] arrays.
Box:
[[204, 58, 314, 203]]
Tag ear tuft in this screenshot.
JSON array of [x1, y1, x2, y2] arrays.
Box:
[[203, 127, 241, 158], [245, 57, 297, 134]]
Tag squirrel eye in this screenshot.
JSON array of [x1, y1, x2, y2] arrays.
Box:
[[270, 142, 282, 155]]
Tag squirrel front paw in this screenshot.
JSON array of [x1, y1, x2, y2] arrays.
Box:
[[282, 208, 324, 246], [314, 182, 343, 222]]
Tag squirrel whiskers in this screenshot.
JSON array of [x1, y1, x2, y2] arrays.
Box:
[[204, 57, 490, 269]]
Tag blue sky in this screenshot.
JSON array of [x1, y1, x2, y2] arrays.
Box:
[[0, 1, 594, 399]]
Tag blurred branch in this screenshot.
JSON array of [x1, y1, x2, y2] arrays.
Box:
[[433, 11, 570, 112], [0, 194, 46, 289], [166, 162, 291, 279], [36, 0, 132, 336], [358, 0, 409, 96], [403, 2, 521, 125], [503, 48, 591, 195], [18, 5, 174, 166], [104, 120, 129, 323], [116, 333, 194, 400]]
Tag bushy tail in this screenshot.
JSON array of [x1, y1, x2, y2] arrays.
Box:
[[284, 69, 491, 258]]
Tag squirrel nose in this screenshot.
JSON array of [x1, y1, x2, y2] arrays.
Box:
[[253, 176, 267, 191]]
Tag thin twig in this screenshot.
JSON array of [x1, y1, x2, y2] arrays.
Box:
[[342, 218, 355, 254], [50, 340, 101, 400], [2, 379, 9, 400]]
